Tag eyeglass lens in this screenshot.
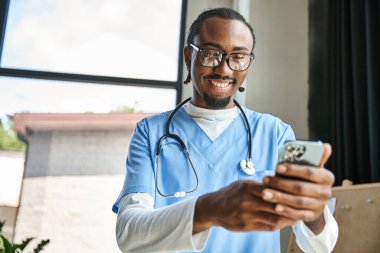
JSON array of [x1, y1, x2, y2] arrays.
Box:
[[199, 48, 252, 71]]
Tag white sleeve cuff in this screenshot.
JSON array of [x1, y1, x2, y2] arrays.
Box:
[[116, 193, 211, 253], [172, 196, 211, 251], [292, 205, 339, 253], [189, 199, 211, 251]]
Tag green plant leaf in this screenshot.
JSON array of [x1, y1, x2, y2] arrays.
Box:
[[0, 121, 26, 151], [33, 239, 50, 253], [0, 235, 13, 253], [0, 221, 4, 233], [0, 220, 50, 253], [0, 236, 5, 252], [13, 237, 34, 251]]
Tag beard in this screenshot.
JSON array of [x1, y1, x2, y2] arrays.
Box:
[[203, 93, 232, 109]]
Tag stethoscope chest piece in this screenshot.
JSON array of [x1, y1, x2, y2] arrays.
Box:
[[240, 159, 256, 175]]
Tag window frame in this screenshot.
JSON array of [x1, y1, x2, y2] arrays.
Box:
[[0, 0, 187, 104]]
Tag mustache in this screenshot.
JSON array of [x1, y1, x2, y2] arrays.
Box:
[[204, 74, 236, 83]]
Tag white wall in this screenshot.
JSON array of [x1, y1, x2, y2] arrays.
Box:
[[247, 0, 308, 139], [0, 151, 24, 206], [183, 0, 309, 139], [0, 151, 25, 240], [25, 129, 132, 177], [14, 128, 134, 252], [14, 175, 124, 253]]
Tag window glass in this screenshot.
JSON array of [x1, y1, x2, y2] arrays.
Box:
[[0, 76, 176, 127], [1, 0, 182, 81]]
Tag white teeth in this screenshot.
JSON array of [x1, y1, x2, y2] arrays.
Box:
[[210, 80, 230, 88]]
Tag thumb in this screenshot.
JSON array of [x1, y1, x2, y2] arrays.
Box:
[[319, 143, 332, 167]]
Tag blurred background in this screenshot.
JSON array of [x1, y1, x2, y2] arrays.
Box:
[[0, 0, 378, 252]]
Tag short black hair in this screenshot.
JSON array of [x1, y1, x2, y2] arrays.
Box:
[[186, 8, 256, 50]]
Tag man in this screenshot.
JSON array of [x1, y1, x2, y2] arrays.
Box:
[[113, 8, 338, 253]]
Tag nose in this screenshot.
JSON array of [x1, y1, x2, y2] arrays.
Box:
[[214, 55, 233, 75]]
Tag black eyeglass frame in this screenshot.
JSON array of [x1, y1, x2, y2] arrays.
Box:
[[189, 43, 255, 72]]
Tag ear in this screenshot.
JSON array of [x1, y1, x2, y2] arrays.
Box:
[[183, 46, 192, 70]]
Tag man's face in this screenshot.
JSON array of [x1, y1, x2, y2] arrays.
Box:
[[184, 17, 254, 109]]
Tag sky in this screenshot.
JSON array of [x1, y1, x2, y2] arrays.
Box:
[[0, 0, 183, 128]]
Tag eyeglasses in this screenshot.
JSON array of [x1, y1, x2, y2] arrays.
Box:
[[189, 44, 255, 72]]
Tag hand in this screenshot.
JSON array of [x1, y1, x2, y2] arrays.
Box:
[[193, 180, 299, 234], [261, 144, 334, 232]]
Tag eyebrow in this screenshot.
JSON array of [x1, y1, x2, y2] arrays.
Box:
[[202, 42, 250, 52]]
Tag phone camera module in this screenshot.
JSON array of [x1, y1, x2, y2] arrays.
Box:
[[284, 144, 306, 162]]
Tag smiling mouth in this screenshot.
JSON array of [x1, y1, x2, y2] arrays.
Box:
[[209, 80, 232, 89]]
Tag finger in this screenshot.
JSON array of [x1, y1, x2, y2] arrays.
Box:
[[263, 176, 332, 199], [242, 194, 278, 214], [225, 220, 275, 232], [228, 223, 275, 232], [244, 181, 269, 198], [227, 180, 264, 198], [262, 188, 326, 210], [273, 164, 335, 185], [251, 223, 276, 231], [219, 211, 284, 231], [274, 204, 320, 222], [241, 211, 297, 228], [319, 143, 332, 167], [243, 183, 297, 214], [232, 181, 278, 213]]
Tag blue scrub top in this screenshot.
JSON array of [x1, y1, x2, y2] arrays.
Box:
[[113, 107, 295, 253]]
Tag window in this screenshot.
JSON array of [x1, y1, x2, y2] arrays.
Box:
[[0, 1, 186, 247], [2, 0, 184, 81], [0, 0, 187, 105]]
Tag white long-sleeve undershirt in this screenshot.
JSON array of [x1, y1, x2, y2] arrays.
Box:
[[182, 102, 239, 141], [116, 193, 338, 253]]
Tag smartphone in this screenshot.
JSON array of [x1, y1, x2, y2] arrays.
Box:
[[276, 140, 324, 179], [278, 140, 324, 166]]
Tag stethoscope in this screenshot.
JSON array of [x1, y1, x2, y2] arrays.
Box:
[[155, 97, 255, 198]]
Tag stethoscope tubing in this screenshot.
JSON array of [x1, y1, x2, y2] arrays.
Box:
[[155, 97, 252, 198]]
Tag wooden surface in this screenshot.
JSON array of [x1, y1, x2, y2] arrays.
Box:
[[287, 182, 380, 253]]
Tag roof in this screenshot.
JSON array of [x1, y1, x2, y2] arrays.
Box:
[[11, 112, 152, 138]]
